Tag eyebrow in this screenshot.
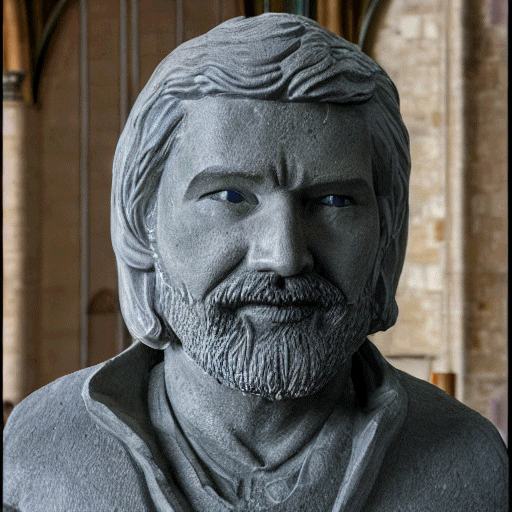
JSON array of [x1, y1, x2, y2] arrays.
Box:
[[183, 166, 375, 200], [184, 166, 265, 199], [304, 177, 374, 195]]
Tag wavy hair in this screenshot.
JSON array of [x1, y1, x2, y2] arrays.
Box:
[[111, 13, 410, 347]]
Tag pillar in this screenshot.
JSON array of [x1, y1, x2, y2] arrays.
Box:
[[3, 71, 41, 404]]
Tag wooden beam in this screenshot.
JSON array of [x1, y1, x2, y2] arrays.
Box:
[[316, 0, 341, 35]]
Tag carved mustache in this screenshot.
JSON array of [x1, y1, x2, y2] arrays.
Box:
[[206, 272, 346, 310]]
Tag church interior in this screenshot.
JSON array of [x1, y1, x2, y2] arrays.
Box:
[[3, 0, 507, 443]]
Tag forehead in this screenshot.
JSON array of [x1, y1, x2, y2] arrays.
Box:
[[167, 97, 373, 190]]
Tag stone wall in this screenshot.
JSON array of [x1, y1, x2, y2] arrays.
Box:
[[369, 0, 458, 380], [368, 0, 507, 421], [463, 0, 507, 417], [3, 98, 41, 403]]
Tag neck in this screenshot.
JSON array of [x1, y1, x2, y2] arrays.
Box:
[[163, 344, 355, 469]]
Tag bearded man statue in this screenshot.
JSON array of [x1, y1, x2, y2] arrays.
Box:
[[4, 14, 508, 512]]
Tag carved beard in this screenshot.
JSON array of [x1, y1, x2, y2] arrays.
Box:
[[155, 270, 376, 400]]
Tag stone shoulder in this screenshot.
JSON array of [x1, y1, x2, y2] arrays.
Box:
[[366, 369, 508, 511], [3, 365, 152, 511], [398, 370, 507, 462], [4, 366, 100, 450]]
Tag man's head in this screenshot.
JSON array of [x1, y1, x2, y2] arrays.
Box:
[[111, 14, 410, 398]]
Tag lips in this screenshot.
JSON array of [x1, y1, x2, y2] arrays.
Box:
[[237, 303, 317, 323]]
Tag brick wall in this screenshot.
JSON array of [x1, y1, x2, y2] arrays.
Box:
[[368, 0, 507, 420], [369, 0, 452, 372], [463, 0, 507, 417], [3, 100, 41, 402]]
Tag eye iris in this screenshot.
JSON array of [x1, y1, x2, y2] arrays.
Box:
[[322, 195, 350, 207], [224, 190, 244, 203]]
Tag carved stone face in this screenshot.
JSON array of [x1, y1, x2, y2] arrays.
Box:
[[153, 97, 380, 399]]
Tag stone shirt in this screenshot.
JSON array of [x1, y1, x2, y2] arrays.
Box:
[[86, 340, 408, 511], [4, 341, 508, 511], [148, 362, 357, 511]]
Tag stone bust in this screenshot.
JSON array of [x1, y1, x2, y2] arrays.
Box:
[[3, 14, 508, 512]]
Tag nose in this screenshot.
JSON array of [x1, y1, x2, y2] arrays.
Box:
[[246, 197, 314, 277]]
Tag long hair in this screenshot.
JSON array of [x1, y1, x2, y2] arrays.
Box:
[[111, 13, 410, 347]]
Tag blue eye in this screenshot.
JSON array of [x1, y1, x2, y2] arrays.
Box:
[[319, 195, 354, 207], [218, 190, 245, 203]]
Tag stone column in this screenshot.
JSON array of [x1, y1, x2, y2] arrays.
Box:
[[3, 71, 41, 404]]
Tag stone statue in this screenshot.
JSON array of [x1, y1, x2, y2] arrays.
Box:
[[3, 14, 508, 512]]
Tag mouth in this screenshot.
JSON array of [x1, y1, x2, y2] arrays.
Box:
[[237, 303, 317, 324]]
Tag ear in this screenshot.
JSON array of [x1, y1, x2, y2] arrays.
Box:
[[117, 261, 171, 350]]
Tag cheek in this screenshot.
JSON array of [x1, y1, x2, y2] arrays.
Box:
[[312, 217, 379, 303], [343, 235, 379, 302], [157, 209, 248, 299]]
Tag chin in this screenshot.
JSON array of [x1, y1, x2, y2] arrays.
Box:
[[155, 271, 375, 401]]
